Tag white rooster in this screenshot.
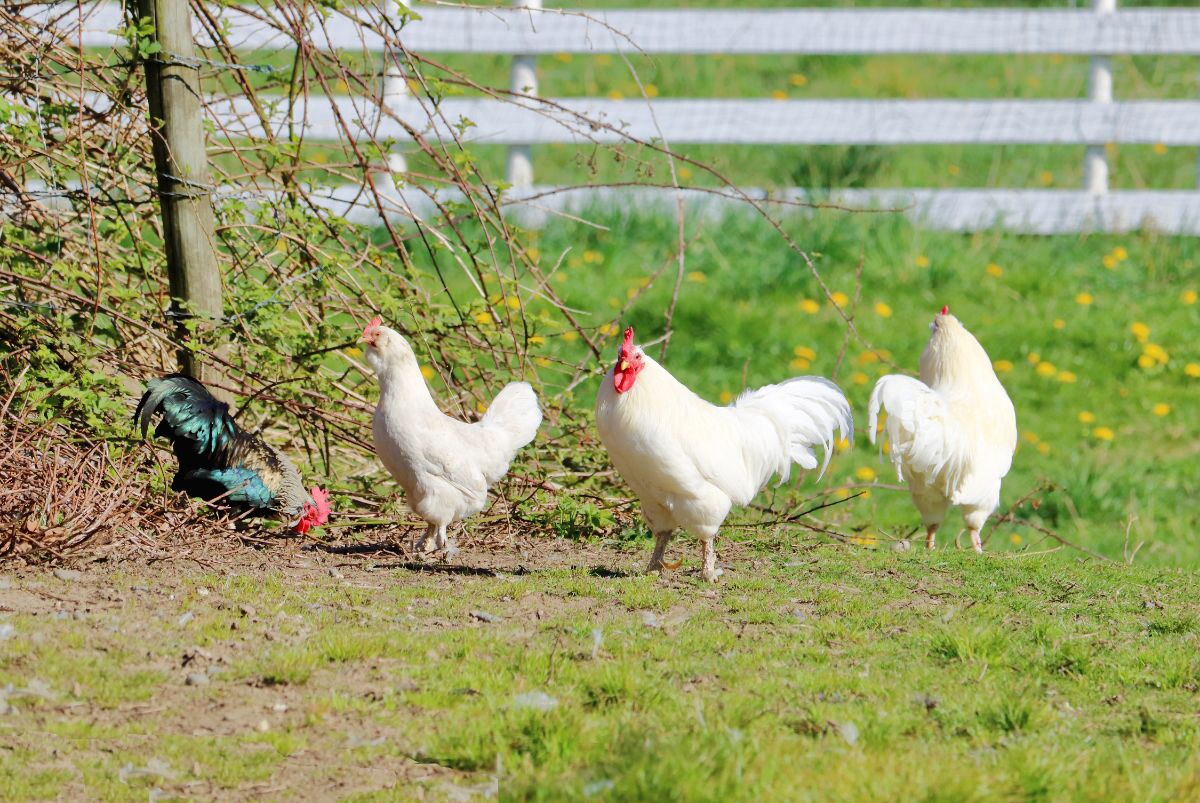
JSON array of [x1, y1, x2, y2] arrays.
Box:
[[869, 306, 1017, 553], [360, 317, 542, 554], [596, 327, 853, 582]]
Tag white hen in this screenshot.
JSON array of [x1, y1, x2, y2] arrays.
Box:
[[361, 317, 542, 554], [596, 327, 853, 582], [869, 306, 1017, 553]]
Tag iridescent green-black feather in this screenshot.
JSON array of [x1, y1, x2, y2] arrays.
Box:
[[134, 375, 310, 518]]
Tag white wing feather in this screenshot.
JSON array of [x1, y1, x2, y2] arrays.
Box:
[[868, 374, 967, 498]]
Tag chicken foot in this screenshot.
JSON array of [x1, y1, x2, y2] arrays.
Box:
[[968, 528, 983, 554], [646, 531, 682, 572], [700, 538, 722, 583], [925, 524, 938, 550], [414, 523, 451, 557]]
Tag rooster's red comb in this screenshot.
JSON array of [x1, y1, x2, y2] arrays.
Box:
[[621, 327, 635, 348], [311, 486, 331, 523], [940, 305, 949, 316]]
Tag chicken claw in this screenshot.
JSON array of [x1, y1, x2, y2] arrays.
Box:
[[660, 557, 683, 570]]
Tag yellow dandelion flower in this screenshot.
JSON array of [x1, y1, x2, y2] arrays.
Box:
[[830, 291, 850, 308], [476, 401, 488, 414], [915, 255, 930, 268], [1039, 170, 1054, 186], [1057, 371, 1077, 383], [835, 437, 851, 452], [553, 52, 572, 63], [596, 54, 612, 66], [799, 299, 821, 314], [858, 351, 880, 365], [1153, 403, 1171, 417], [789, 73, 808, 87], [856, 466, 877, 482], [1093, 426, 1115, 441], [626, 287, 639, 300], [1137, 354, 1156, 369], [1186, 363, 1200, 378], [986, 263, 1003, 278], [561, 331, 579, 343], [1036, 362, 1057, 377], [851, 371, 869, 385], [686, 271, 707, 283], [506, 296, 521, 310], [535, 357, 552, 368], [678, 166, 692, 180], [1078, 411, 1096, 423], [794, 346, 817, 360], [607, 297, 620, 309], [874, 301, 893, 318], [1153, 142, 1168, 155], [524, 247, 541, 262], [993, 359, 1014, 373], [554, 272, 569, 283], [1130, 322, 1150, 343], [1053, 319, 1066, 330], [1027, 352, 1041, 364], [1113, 246, 1128, 261], [311, 152, 327, 165], [1102, 254, 1118, 270], [598, 323, 617, 336], [1022, 431, 1040, 444], [948, 164, 961, 176], [607, 89, 625, 100], [644, 83, 659, 98], [1144, 343, 1169, 364], [790, 358, 811, 371], [473, 311, 492, 325], [882, 441, 890, 455], [1182, 289, 1198, 305], [345, 346, 362, 358], [835, 486, 851, 499], [770, 89, 787, 100], [582, 249, 603, 264], [1011, 533, 1023, 546], [1075, 292, 1094, 306], [419, 365, 435, 380], [528, 335, 545, 345], [1037, 442, 1051, 455], [719, 390, 733, 405]]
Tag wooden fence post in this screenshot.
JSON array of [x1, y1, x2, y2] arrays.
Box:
[[136, 0, 225, 385], [506, 0, 541, 191], [1084, 0, 1116, 194]]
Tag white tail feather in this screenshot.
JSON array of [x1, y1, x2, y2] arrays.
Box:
[[481, 381, 542, 454], [733, 376, 853, 486]]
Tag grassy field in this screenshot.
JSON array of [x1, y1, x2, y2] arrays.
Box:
[[3, 547, 1200, 800], [8, 1, 1200, 800]]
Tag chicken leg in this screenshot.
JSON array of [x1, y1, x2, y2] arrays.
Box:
[[925, 524, 939, 550], [701, 538, 722, 583], [647, 531, 682, 572], [414, 523, 438, 555], [968, 528, 983, 554]]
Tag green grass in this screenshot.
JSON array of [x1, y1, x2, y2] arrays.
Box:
[[5, 555, 1200, 800]]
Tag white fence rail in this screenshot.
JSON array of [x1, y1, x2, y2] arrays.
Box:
[[21, 1, 1200, 233]]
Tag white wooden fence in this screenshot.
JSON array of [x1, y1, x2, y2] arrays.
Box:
[[22, 1, 1200, 233]]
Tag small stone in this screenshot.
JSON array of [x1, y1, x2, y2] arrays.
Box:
[[511, 691, 558, 712], [837, 720, 859, 746], [0, 578, 12, 590], [177, 612, 194, 626], [891, 540, 911, 552], [256, 718, 270, 733], [470, 610, 502, 623], [185, 673, 209, 687], [53, 569, 82, 582], [0, 624, 14, 641], [271, 702, 288, 713], [791, 608, 808, 622], [197, 588, 210, 596], [641, 611, 659, 628], [328, 568, 344, 579]]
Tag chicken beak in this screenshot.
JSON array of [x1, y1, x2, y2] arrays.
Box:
[[618, 360, 630, 372]]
